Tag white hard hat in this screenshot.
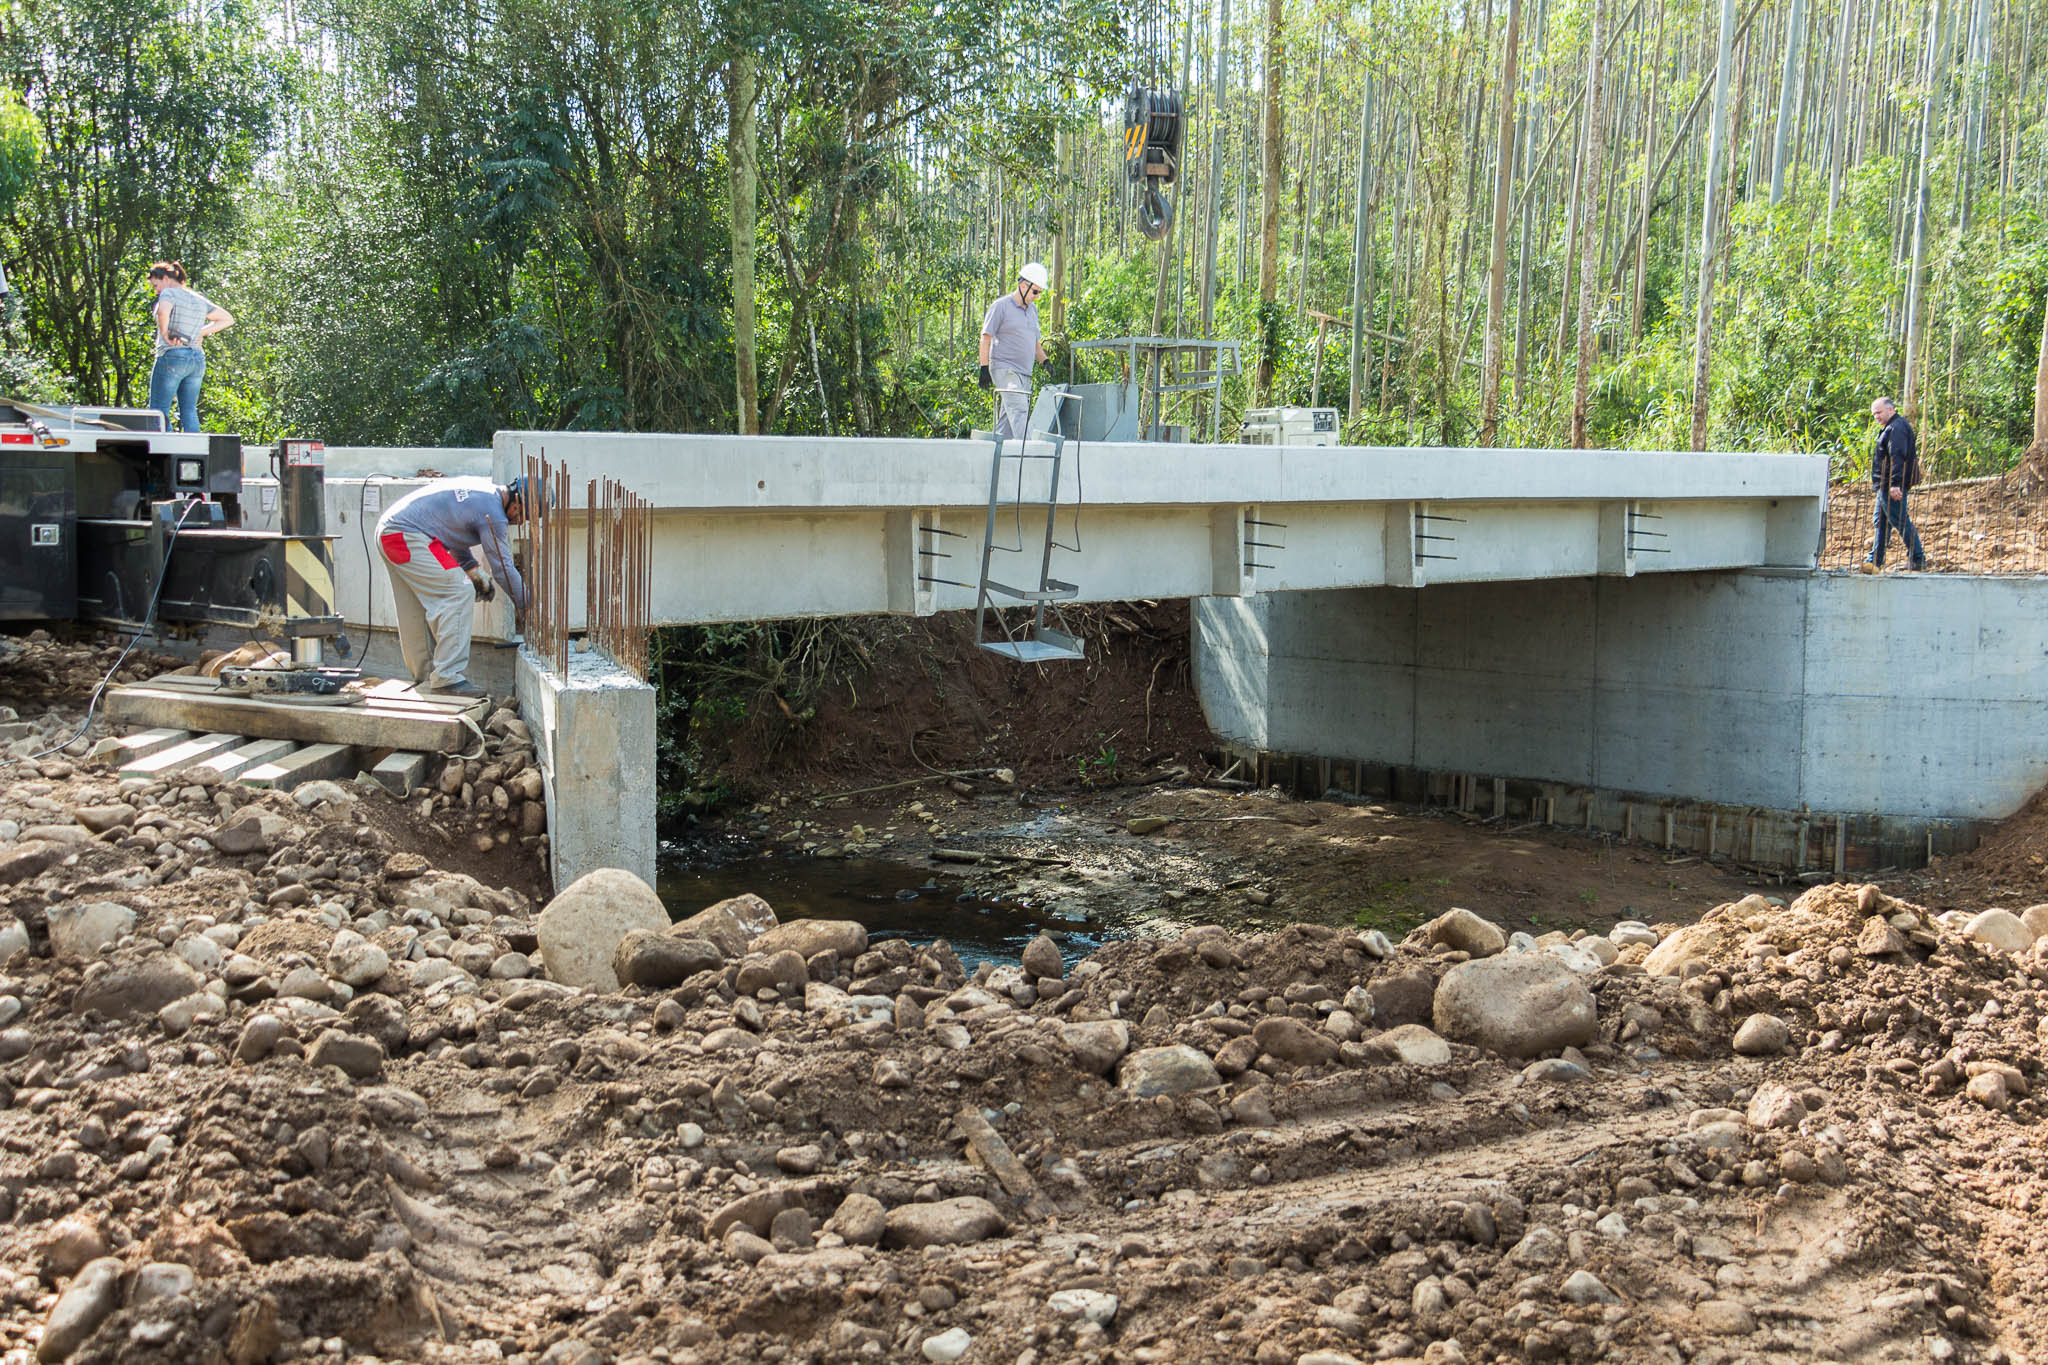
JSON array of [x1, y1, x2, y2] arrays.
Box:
[[1019, 262, 1049, 290]]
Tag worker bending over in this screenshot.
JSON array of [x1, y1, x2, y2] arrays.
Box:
[[376, 476, 529, 699], [978, 262, 1050, 441]]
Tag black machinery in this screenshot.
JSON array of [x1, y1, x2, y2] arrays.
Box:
[[1123, 83, 1184, 240], [0, 398, 349, 685]]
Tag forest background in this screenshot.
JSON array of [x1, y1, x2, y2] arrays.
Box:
[[4, 0, 2048, 482]]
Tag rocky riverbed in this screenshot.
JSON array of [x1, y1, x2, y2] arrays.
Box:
[[4, 635, 2048, 1364]]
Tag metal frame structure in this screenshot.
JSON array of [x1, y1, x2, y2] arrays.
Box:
[[1071, 336, 1242, 441]]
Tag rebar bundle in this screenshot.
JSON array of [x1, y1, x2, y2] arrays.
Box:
[[519, 446, 574, 677], [586, 476, 652, 681]]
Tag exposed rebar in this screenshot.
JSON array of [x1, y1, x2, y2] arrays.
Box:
[[518, 450, 651, 680]]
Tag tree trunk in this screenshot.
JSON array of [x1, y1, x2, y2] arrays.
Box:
[[1902, 0, 1948, 418], [2032, 294, 2048, 451], [1822, 0, 1858, 235], [1689, 0, 1739, 451], [1347, 74, 1376, 421], [727, 51, 759, 434], [1769, 0, 1804, 206], [1052, 127, 1069, 335], [1480, 0, 1522, 445], [1200, 0, 1229, 334], [1570, 0, 1608, 448], [1254, 0, 1284, 401]]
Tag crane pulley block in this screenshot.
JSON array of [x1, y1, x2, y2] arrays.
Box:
[[1123, 83, 1183, 240], [1123, 84, 1183, 184]]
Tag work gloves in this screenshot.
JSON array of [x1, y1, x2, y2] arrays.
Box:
[[977, 364, 992, 390], [469, 568, 496, 602]]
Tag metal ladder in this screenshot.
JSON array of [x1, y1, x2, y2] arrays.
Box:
[[974, 389, 1084, 663]]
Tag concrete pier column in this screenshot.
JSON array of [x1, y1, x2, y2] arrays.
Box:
[[515, 647, 657, 890]]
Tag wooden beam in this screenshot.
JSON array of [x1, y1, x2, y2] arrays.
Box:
[[105, 686, 479, 754], [370, 750, 430, 796], [191, 738, 298, 782], [135, 674, 482, 718], [119, 733, 245, 777], [87, 729, 192, 764], [240, 743, 354, 790]]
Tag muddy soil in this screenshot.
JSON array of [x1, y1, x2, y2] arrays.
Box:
[[6, 632, 2048, 1365]]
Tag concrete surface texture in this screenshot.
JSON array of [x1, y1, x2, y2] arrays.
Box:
[[514, 644, 657, 890], [487, 432, 1826, 625], [1195, 568, 2048, 823], [241, 445, 489, 480]]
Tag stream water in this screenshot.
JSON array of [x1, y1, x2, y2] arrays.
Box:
[[655, 842, 1113, 970]]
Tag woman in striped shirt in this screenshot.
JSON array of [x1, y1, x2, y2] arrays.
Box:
[[145, 261, 234, 432]]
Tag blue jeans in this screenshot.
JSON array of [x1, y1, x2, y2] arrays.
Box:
[[147, 346, 206, 432], [1869, 488, 1925, 567]]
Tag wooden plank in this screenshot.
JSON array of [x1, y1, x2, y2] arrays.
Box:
[[119, 733, 245, 777], [136, 673, 482, 717], [87, 729, 191, 764], [369, 750, 430, 796], [240, 743, 354, 790], [191, 737, 298, 782], [105, 685, 476, 753]]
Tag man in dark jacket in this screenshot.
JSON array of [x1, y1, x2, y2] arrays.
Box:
[[1862, 396, 1926, 572]]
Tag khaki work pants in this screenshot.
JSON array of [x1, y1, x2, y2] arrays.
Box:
[[993, 365, 1031, 442], [378, 530, 476, 691]]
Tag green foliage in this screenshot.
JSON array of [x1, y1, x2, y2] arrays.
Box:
[[0, 89, 41, 220], [0, 0, 290, 405], [0, 0, 2041, 483]]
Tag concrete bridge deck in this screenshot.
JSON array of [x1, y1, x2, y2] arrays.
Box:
[[482, 434, 1827, 626]]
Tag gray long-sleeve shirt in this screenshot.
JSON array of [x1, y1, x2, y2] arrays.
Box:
[[377, 477, 528, 609]]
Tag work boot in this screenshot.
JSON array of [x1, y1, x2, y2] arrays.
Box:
[[431, 679, 488, 700], [1857, 559, 1879, 575]]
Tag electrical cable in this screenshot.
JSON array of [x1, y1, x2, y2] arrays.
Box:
[[3, 497, 206, 767]]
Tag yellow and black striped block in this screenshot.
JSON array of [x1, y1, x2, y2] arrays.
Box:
[[283, 538, 334, 622]]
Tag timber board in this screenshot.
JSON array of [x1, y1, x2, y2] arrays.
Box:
[[105, 684, 481, 753]]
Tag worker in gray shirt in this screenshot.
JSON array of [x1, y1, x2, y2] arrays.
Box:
[[978, 262, 1050, 441], [376, 476, 530, 698]]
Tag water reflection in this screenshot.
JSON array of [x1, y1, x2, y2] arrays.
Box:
[[654, 849, 1111, 971]]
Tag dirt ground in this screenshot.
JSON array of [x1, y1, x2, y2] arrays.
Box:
[[1821, 475, 2048, 574], [10, 632, 2048, 1365]]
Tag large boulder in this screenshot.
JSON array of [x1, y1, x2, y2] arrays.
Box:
[[1965, 909, 2033, 954], [613, 932, 724, 989], [72, 954, 204, 1019], [882, 1197, 1004, 1249], [1373, 1023, 1453, 1066], [537, 869, 670, 991], [673, 894, 778, 958], [1057, 1020, 1131, 1075], [1118, 1045, 1221, 1098], [1433, 953, 1596, 1059], [1252, 1016, 1341, 1066], [0, 840, 66, 884], [1367, 968, 1436, 1027], [753, 918, 868, 961], [1427, 908, 1507, 958], [47, 901, 136, 960]]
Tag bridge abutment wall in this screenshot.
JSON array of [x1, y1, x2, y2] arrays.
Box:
[[1195, 569, 2048, 872]]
